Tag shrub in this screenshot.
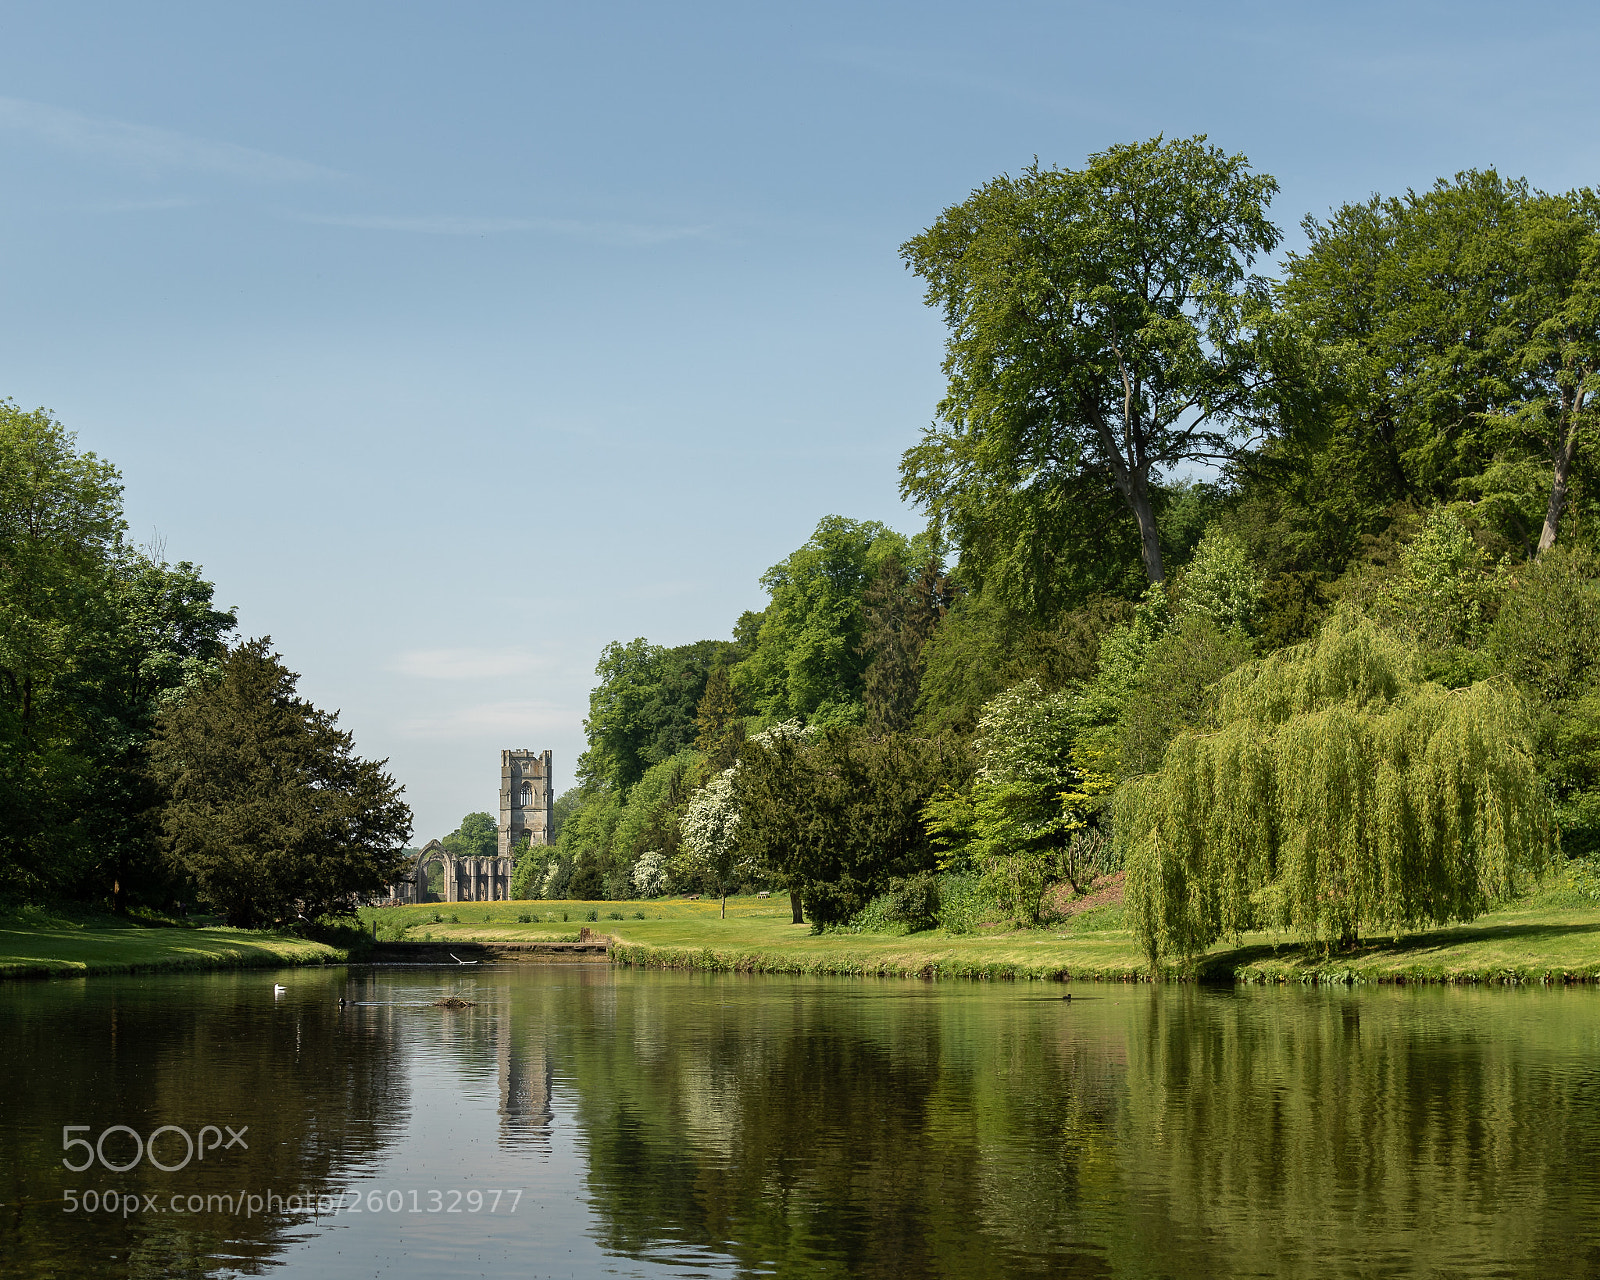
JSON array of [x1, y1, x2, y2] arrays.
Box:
[[517, 913, 531, 924], [936, 872, 998, 935], [585, 908, 599, 922]]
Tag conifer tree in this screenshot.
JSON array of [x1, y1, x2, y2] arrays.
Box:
[[693, 664, 744, 773], [151, 638, 411, 928]]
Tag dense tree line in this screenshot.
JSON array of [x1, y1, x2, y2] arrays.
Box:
[[1, 404, 410, 924], [530, 138, 1597, 957]]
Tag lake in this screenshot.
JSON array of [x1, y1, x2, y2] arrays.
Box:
[[2, 964, 1598, 1278]]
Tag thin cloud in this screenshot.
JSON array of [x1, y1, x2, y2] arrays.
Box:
[[390, 647, 554, 681], [0, 96, 335, 183], [291, 211, 710, 245], [395, 700, 581, 739]]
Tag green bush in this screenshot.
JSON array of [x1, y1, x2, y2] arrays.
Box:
[[585, 908, 599, 922], [517, 913, 531, 924], [937, 873, 999, 935]]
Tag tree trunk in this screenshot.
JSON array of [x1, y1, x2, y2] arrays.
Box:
[[1127, 469, 1164, 583], [720, 891, 726, 919], [789, 887, 805, 925], [1092, 408, 1165, 583], [1538, 421, 1580, 554]]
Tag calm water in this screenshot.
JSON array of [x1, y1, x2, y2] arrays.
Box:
[[2, 965, 1599, 1279]]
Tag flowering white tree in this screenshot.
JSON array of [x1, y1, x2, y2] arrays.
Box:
[[678, 768, 741, 917], [631, 850, 669, 898]]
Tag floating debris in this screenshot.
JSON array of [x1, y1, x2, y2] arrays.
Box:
[[433, 997, 476, 1009]]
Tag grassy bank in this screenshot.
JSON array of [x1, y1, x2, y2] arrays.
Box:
[[0, 906, 346, 980], [358, 875, 1600, 985]]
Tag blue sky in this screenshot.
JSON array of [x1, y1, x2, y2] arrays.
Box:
[[2, 1, 1597, 841]]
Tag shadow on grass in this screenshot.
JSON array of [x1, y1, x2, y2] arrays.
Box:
[[1191, 919, 1600, 981]]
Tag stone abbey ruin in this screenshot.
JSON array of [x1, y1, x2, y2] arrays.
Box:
[[389, 749, 553, 904]]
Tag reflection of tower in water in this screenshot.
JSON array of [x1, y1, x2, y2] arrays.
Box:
[[497, 1023, 554, 1149]]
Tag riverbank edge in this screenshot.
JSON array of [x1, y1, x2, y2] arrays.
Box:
[[0, 931, 349, 981], [607, 939, 1600, 986]]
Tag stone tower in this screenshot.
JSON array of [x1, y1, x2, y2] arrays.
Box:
[[499, 749, 554, 858]]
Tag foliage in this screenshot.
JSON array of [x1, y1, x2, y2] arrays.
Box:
[[1118, 615, 1255, 777], [1119, 612, 1553, 963], [1176, 528, 1262, 633], [632, 850, 669, 898], [151, 638, 412, 929], [736, 725, 969, 927], [1486, 545, 1600, 854], [924, 679, 1107, 924], [678, 767, 741, 915], [1279, 170, 1600, 556], [0, 404, 236, 907], [900, 136, 1290, 592], [442, 811, 497, 860], [1487, 543, 1600, 703], [858, 554, 960, 733], [579, 636, 742, 795], [693, 664, 744, 773], [731, 515, 913, 725], [913, 590, 1132, 736]]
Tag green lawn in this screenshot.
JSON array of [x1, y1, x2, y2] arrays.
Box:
[[8, 881, 1596, 985], [0, 906, 345, 980], [358, 883, 1600, 984]]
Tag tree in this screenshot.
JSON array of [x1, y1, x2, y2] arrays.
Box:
[[151, 638, 412, 928], [0, 402, 126, 895], [924, 679, 1093, 924], [859, 554, 960, 733], [735, 724, 968, 926], [694, 664, 744, 772], [1280, 171, 1600, 557], [580, 636, 741, 794], [442, 811, 497, 860], [732, 515, 914, 725], [678, 767, 741, 917], [901, 136, 1285, 589], [1118, 612, 1553, 963]]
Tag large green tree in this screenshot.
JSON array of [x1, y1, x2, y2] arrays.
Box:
[[900, 137, 1287, 592], [0, 403, 236, 904], [152, 638, 411, 928], [1279, 171, 1600, 557], [732, 515, 913, 725], [734, 724, 968, 926], [580, 636, 743, 794], [1119, 613, 1552, 962]]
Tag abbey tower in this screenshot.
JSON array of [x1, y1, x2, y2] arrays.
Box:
[[499, 749, 554, 858]]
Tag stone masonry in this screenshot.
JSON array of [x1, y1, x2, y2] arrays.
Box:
[[499, 749, 554, 858]]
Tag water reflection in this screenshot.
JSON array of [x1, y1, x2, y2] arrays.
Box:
[[2, 967, 1599, 1279], [0, 968, 409, 1278]]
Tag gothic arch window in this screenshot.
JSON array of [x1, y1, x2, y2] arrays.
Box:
[[519, 782, 532, 808]]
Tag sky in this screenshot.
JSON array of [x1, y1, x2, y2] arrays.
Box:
[[2, 0, 1598, 842]]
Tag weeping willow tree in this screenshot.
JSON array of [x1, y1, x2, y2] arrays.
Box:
[[1119, 611, 1554, 963]]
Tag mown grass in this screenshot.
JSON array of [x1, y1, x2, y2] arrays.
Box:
[[359, 874, 1600, 985], [0, 905, 345, 980]]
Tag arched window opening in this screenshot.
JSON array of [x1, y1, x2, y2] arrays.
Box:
[[519, 782, 532, 808]]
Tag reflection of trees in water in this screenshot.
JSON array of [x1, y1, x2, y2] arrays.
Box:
[[558, 979, 1600, 1280], [563, 979, 1126, 1278], [0, 969, 408, 1279], [1110, 988, 1600, 1279]]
